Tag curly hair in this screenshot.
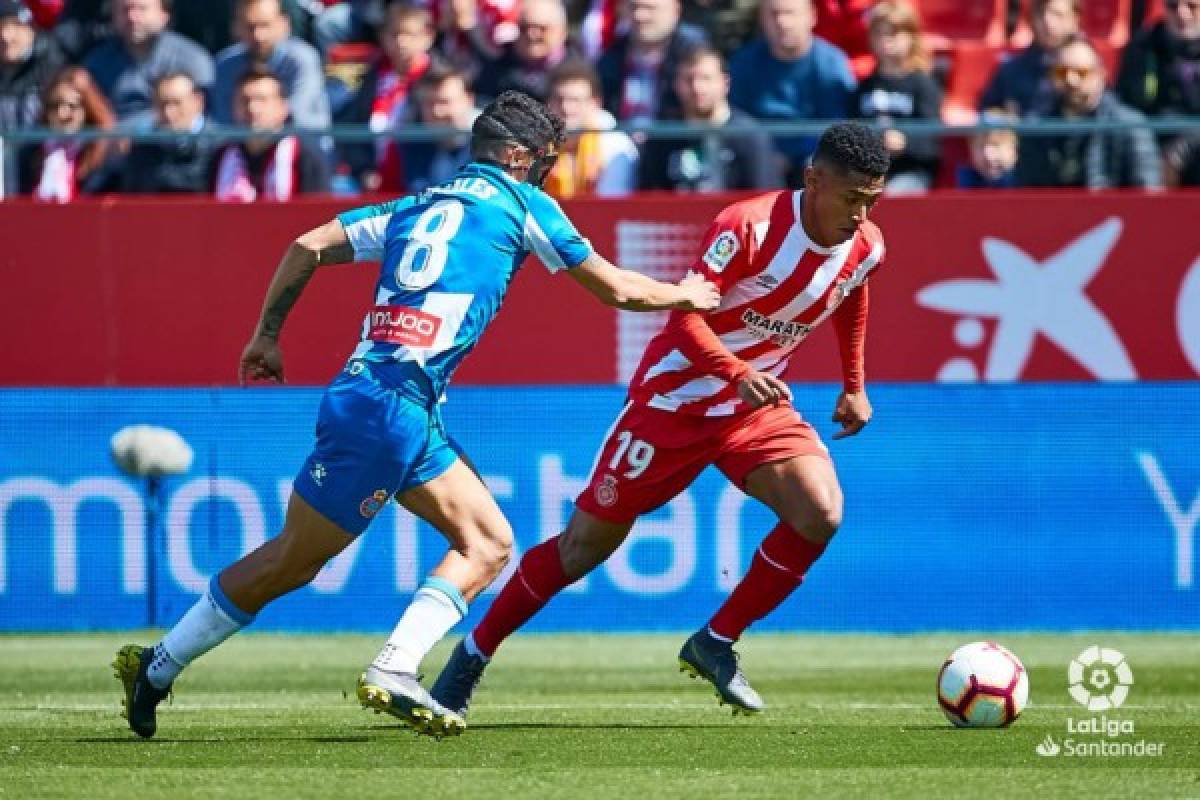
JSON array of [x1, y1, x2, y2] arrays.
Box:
[[812, 122, 891, 179], [471, 90, 566, 160]]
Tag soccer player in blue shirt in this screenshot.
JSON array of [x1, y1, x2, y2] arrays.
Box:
[[114, 90, 719, 739]]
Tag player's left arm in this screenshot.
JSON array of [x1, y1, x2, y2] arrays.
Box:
[[524, 189, 718, 311], [830, 281, 872, 439], [567, 253, 720, 312], [239, 219, 354, 385]]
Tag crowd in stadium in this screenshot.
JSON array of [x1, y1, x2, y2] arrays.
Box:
[[0, 0, 1197, 201]]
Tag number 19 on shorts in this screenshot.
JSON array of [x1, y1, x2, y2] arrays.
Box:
[[609, 431, 655, 479]]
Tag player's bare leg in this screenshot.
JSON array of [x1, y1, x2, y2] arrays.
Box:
[[431, 510, 634, 718], [114, 492, 354, 738], [680, 454, 843, 714], [360, 459, 514, 736]]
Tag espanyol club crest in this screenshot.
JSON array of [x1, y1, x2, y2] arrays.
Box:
[[359, 489, 390, 518], [595, 474, 619, 508], [702, 231, 739, 273]]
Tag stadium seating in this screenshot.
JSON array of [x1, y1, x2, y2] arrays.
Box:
[[916, 0, 1009, 52]]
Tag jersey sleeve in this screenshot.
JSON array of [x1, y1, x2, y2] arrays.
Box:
[[689, 208, 758, 294], [336, 197, 411, 262], [522, 189, 594, 273], [832, 226, 885, 393]]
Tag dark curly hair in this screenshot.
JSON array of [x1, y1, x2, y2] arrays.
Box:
[[471, 90, 566, 160], [813, 122, 890, 179]]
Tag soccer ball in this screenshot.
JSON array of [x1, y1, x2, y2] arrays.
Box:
[[937, 641, 1029, 728]]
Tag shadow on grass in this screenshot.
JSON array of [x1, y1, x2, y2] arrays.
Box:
[[73, 735, 371, 744], [465, 722, 796, 732]]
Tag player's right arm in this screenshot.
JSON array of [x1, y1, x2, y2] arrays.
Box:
[[238, 218, 357, 385]]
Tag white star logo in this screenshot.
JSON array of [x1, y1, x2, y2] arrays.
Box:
[[917, 217, 1137, 381]]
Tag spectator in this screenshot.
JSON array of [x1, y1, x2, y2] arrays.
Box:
[[596, 0, 709, 123], [979, 0, 1079, 115], [429, 0, 520, 64], [337, 2, 438, 186], [1164, 132, 1200, 186], [0, 0, 64, 132], [210, 68, 329, 200], [472, 0, 577, 103], [1019, 37, 1162, 189], [1117, 0, 1200, 118], [51, 0, 110, 62], [313, 0, 387, 55], [729, 0, 856, 181], [212, 0, 329, 129], [18, 66, 117, 200], [541, 58, 637, 198], [813, 0, 875, 79], [640, 44, 779, 192], [851, 0, 941, 193], [393, 63, 478, 191], [122, 71, 217, 192], [82, 0, 213, 123], [956, 109, 1019, 188]]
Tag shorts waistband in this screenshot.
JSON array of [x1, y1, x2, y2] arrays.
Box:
[[345, 359, 440, 409]]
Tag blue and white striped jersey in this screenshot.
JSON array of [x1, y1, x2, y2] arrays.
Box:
[[337, 162, 593, 396]]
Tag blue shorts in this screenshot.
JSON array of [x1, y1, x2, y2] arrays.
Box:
[[293, 360, 461, 536]]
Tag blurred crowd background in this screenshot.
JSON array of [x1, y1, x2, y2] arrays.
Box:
[[0, 0, 1197, 202]]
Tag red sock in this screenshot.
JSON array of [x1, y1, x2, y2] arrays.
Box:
[[708, 524, 828, 641], [471, 536, 571, 657]]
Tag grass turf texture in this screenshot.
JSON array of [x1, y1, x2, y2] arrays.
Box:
[[0, 633, 1197, 798]]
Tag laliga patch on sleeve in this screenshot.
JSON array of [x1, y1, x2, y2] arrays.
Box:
[[702, 231, 739, 273]]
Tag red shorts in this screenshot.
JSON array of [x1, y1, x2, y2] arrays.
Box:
[[575, 401, 830, 524]]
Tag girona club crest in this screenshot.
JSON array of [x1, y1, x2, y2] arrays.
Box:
[[595, 474, 619, 508]]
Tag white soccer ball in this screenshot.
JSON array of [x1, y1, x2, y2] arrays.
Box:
[[937, 641, 1029, 728]]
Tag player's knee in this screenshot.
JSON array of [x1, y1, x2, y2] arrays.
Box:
[[784, 493, 842, 543]]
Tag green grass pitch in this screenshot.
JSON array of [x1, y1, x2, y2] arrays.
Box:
[[1, 633, 1197, 798]]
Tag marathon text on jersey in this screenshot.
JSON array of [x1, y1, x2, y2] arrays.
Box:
[[741, 308, 813, 347]]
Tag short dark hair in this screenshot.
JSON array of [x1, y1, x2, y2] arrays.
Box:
[[679, 44, 727, 74], [812, 122, 890, 178], [415, 63, 470, 97], [236, 66, 285, 96], [547, 59, 602, 99], [471, 89, 565, 160], [154, 70, 197, 94]]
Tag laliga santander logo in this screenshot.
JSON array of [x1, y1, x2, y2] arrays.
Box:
[[916, 217, 1200, 381], [1068, 646, 1134, 712]]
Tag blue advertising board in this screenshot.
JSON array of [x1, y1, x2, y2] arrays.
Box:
[[0, 384, 1196, 631]]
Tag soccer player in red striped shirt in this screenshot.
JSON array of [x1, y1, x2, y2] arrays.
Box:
[[432, 121, 890, 720]]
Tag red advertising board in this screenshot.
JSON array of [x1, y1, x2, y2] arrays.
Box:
[[1, 192, 1198, 385]]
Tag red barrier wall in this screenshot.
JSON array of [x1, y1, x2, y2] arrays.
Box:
[[2, 193, 1198, 385]]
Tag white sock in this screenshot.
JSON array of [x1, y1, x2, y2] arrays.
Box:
[[148, 576, 255, 689], [463, 632, 489, 662], [372, 578, 467, 675], [707, 626, 734, 643]]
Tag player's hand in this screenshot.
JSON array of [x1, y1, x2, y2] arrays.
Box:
[[737, 370, 793, 408], [831, 391, 872, 439], [883, 129, 906, 153], [239, 335, 285, 385], [676, 272, 721, 311]]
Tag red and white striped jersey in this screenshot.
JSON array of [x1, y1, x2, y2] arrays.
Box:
[[628, 190, 886, 417]]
